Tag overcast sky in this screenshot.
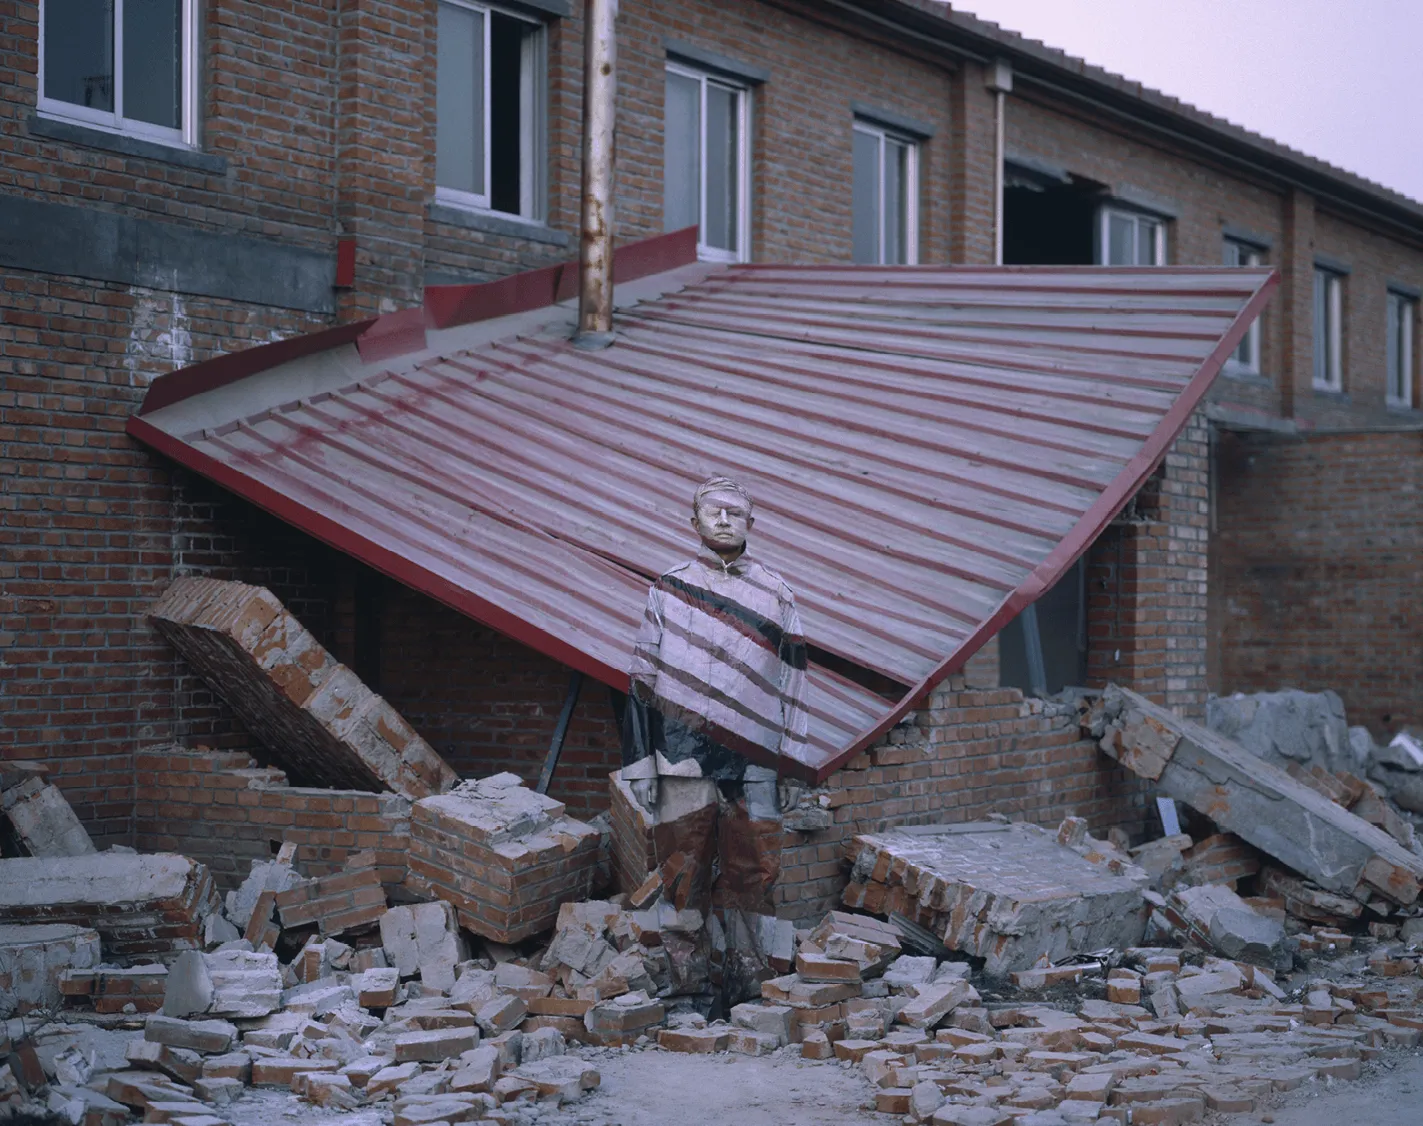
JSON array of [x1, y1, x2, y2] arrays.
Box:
[[948, 0, 1423, 203]]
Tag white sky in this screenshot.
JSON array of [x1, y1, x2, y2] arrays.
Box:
[[946, 0, 1423, 203]]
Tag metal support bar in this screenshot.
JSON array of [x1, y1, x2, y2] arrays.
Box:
[[536, 671, 584, 794], [1021, 602, 1047, 697]]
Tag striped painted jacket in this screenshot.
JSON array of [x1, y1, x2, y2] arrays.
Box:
[[622, 546, 809, 781]]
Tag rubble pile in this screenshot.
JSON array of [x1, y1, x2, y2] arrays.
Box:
[[1093, 686, 1423, 934], [843, 820, 1150, 976], [148, 577, 460, 799]]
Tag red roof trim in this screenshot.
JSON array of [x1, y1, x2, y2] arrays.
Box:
[[828, 268, 1281, 778], [136, 227, 701, 416]]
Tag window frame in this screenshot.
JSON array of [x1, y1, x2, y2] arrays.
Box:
[[36, 0, 200, 149], [1097, 205, 1167, 266], [663, 60, 751, 264], [1386, 289, 1418, 409], [434, 0, 546, 222], [850, 118, 920, 266], [1222, 238, 1264, 375], [1312, 266, 1345, 392]]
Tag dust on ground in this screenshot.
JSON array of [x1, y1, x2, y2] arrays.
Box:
[[1248, 1047, 1423, 1126]]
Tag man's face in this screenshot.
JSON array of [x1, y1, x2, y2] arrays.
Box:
[[692, 488, 754, 555]]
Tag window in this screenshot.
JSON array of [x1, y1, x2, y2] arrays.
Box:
[[1313, 267, 1344, 391], [851, 121, 918, 265], [1099, 206, 1165, 265], [436, 1, 545, 219], [38, 0, 198, 146], [1223, 238, 1263, 372], [663, 63, 749, 262], [1387, 290, 1417, 407]]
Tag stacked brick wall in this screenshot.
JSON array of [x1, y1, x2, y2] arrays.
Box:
[[779, 682, 1150, 921], [1084, 415, 1211, 719], [132, 746, 411, 893], [1211, 428, 1423, 739]]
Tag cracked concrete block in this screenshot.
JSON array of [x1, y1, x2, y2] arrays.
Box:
[[149, 577, 459, 798], [164, 948, 281, 1019], [0, 923, 101, 1018], [0, 777, 95, 857], [379, 901, 467, 980], [225, 859, 302, 930]]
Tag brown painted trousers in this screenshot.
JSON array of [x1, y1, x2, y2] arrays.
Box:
[[651, 780, 782, 915]]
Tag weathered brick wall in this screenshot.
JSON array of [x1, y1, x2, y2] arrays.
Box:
[[1084, 415, 1211, 719], [1211, 428, 1423, 739], [132, 745, 411, 892], [778, 681, 1151, 921]]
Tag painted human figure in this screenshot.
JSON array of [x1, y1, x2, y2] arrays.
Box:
[[621, 476, 809, 919]]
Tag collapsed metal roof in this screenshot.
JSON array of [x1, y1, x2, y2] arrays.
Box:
[[130, 229, 1276, 782]]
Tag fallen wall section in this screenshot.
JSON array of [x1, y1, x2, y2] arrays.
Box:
[[1091, 684, 1423, 908], [0, 853, 219, 965], [149, 577, 460, 799]]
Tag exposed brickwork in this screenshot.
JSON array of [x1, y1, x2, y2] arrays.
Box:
[[1211, 429, 1423, 738], [132, 746, 411, 892], [274, 862, 387, 936]]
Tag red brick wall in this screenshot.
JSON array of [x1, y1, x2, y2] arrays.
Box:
[[1211, 428, 1423, 739], [132, 745, 410, 892]]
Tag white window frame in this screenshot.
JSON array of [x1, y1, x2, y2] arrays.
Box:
[[664, 61, 751, 264], [851, 119, 920, 266], [434, 0, 544, 221], [1097, 205, 1167, 266], [1313, 266, 1345, 392], [37, 0, 200, 148], [1386, 289, 1417, 408], [1223, 238, 1263, 374]]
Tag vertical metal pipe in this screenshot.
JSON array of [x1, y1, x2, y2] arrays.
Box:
[[993, 88, 1005, 265], [577, 0, 617, 346]]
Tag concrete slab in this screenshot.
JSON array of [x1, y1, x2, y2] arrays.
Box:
[[843, 823, 1147, 976]]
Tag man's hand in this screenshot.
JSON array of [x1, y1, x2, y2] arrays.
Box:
[[630, 777, 659, 813]]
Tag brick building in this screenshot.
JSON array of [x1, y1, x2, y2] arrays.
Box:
[[4, 0, 1421, 912]]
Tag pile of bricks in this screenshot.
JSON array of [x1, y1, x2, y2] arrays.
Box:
[[0, 852, 220, 966], [58, 964, 169, 1015], [843, 820, 1150, 976], [148, 577, 460, 799], [407, 773, 601, 944], [274, 853, 387, 939]]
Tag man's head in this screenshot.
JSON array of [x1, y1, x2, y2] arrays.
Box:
[[691, 476, 755, 559]]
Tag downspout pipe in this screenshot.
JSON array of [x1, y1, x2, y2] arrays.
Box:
[[575, 0, 618, 349], [986, 58, 1012, 266]]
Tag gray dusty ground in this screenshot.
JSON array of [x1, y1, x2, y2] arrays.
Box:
[[1249, 1047, 1423, 1126]]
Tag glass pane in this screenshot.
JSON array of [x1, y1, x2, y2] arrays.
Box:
[[704, 83, 738, 252], [1223, 240, 1240, 267], [124, 0, 183, 129], [1313, 270, 1328, 385], [488, 13, 526, 215], [44, 0, 115, 111], [1234, 326, 1251, 367], [663, 72, 700, 234], [852, 128, 879, 265], [436, 2, 485, 196], [1137, 218, 1158, 265], [1107, 212, 1133, 265], [883, 139, 908, 265], [1387, 295, 1401, 399]]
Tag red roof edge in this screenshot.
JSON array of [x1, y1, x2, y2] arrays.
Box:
[[136, 227, 701, 416], [820, 267, 1282, 783], [137, 318, 376, 416]]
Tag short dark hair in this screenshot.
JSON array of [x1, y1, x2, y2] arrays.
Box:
[[692, 475, 753, 515]]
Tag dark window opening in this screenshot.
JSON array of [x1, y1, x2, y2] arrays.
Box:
[[1003, 177, 1101, 266], [489, 13, 525, 217], [999, 559, 1088, 696]]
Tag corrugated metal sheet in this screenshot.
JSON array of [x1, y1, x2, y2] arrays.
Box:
[[131, 247, 1275, 782]]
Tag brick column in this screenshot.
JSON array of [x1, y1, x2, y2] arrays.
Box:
[[334, 0, 432, 318], [1086, 413, 1210, 719], [948, 61, 997, 266], [1278, 188, 1316, 418]]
